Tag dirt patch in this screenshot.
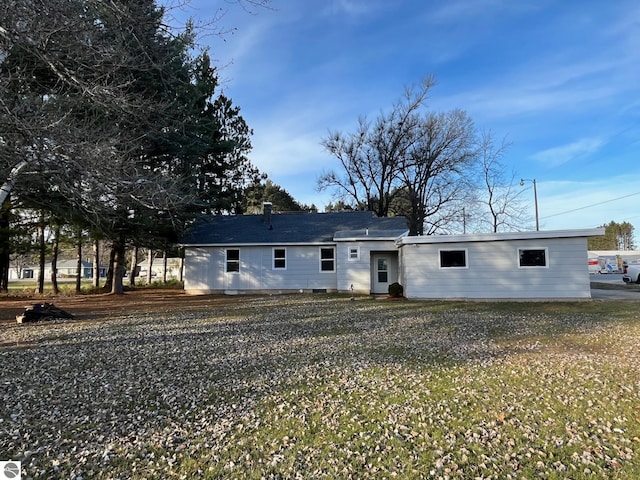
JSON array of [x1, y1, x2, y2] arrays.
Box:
[[0, 288, 246, 324]]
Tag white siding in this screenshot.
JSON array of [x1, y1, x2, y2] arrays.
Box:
[[184, 245, 338, 293], [400, 237, 591, 299], [184, 247, 217, 292], [336, 240, 398, 293]]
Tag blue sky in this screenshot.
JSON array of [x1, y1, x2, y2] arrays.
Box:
[[172, 0, 640, 233]]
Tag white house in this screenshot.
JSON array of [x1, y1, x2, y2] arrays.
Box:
[[397, 229, 604, 300], [10, 259, 106, 280], [180, 205, 408, 295], [180, 204, 604, 300]]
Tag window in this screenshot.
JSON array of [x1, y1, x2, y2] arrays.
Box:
[[440, 249, 467, 268], [273, 248, 286, 270], [348, 246, 360, 261], [377, 258, 388, 283], [225, 249, 240, 273], [320, 247, 335, 272], [519, 248, 547, 267]]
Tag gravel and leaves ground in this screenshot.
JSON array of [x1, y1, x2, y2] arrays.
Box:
[[1, 291, 640, 479]]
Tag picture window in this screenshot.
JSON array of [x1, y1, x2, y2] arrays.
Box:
[[440, 249, 467, 268], [519, 248, 547, 267]]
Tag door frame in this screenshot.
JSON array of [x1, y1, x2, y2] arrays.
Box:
[[370, 251, 399, 294]]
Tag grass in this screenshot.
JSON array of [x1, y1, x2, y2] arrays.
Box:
[[5, 278, 183, 296], [1, 294, 640, 478], [5, 279, 96, 295]]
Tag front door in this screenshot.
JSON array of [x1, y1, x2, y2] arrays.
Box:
[[371, 252, 398, 294]]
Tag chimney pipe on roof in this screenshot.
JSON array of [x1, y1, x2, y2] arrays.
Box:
[[263, 202, 273, 226]]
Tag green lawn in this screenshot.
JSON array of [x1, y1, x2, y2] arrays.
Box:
[[1, 295, 639, 478], [6, 279, 97, 295]]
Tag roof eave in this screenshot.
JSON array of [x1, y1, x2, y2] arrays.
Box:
[[180, 241, 337, 248], [398, 228, 605, 246]]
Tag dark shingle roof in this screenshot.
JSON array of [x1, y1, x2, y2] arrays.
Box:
[[180, 211, 408, 245]]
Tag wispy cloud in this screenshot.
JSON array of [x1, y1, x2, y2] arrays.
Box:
[[425, 0, 541, 24], [323, 0, 381, 17], [530, 138, 605, 167]]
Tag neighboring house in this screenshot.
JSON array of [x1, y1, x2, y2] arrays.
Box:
[[180, 204, 604, 300], [134, 257, 183, 281], [180, 204, 409, 295], [10, 260, 106, 280], [51, 259, 94, 278]]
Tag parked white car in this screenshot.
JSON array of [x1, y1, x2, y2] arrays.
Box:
[[622, 263, 640, 284]]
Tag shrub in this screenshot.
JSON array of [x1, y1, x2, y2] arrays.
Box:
[[388, 282, 404, 298]]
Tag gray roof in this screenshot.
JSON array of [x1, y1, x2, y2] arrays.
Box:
[[180, 211, 408, 245]]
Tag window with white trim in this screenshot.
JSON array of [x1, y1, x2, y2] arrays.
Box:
[[518, 248, 547, 267], [320, 247, 336, 272], [225, 249, 240, 273], [439, 249, 468, 268], [273, 248, 286, 270], [348, 246, 360, 261]]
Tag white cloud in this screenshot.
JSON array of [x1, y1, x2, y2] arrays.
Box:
[[250, 129, 327, 177], [323, 0, 384, 17], [425, 0, 541, 24], [530, 138, 605, 167]]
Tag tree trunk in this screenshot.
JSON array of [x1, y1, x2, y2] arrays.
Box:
[[75, 228, 82, 294], [407, 190, 422, 236], [50, 225, 60, 295], [0, 249, 8, 292], [103, 245, 116, 292], [0, 160, 29, 207], [37, 221, 45, 294], [146, 249, 153, 284], [93, 239, 100, 289], [0, 199, 10, 292], [129, 245, 138, 287], [162, 250, 167, 284], [111, 233, 126, 294]]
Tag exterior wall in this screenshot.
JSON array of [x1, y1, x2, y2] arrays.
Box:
[[9, 263, 97, 280], [400, 237, 591, 299], [184, 245, 339, 294], [336, 240, 398, 293], [136, 258, 182, 280]]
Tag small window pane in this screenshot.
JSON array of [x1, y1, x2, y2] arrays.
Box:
[[273, 248, 286, 269], [519, 249, 546, 267], [349, 247, 359, 260], [377, 258, 388, 282], [226, 249, 240, 272], [440, 250, 466, 268], [321, 248, 334, 259]]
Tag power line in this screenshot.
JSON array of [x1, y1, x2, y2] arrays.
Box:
[[541, 191, 640, 220]]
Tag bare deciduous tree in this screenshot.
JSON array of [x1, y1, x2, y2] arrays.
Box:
[[399, 109, 477, 235], [319, 76, 435, 218], [475, 131, 528, 232], [320, 77, 478, 235]]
